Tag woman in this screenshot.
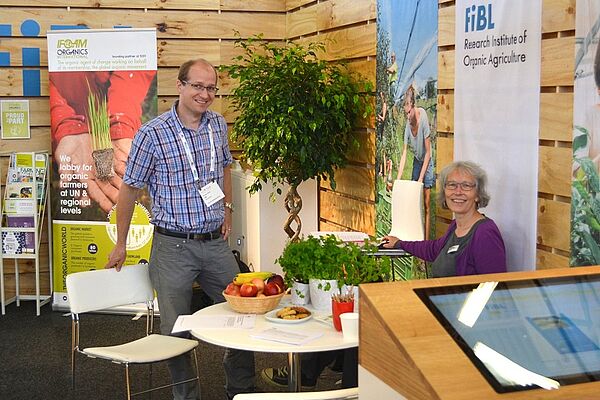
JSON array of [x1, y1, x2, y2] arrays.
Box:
[[383, 161, 506, 277], [396, 85, 434, 239]]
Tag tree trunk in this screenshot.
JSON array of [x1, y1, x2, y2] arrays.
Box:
[[283, 184, 303, 242]]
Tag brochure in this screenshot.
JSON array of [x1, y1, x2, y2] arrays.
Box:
[[250, 327, 323, 345]]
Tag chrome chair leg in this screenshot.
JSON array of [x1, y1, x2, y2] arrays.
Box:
[[125, 363, 131, 400]]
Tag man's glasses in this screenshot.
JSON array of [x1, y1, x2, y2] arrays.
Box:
[[181, 80, 219, 94], [444, 181, 476, 191]]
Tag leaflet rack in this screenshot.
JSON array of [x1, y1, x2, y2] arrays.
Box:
[[0, 151, 52, 316]]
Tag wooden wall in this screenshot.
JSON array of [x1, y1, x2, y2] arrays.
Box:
[[437, 0, 575, 269], [0, 0, 288, 298], [0, 0, 577, 302]]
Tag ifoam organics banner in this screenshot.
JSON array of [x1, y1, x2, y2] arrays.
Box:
[[454, 1, 541, 270], [47, 28, 157, 309]]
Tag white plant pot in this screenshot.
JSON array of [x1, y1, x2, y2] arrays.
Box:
[[341, 285, 360, 312], [291, 281, 310, 305], [309, 278, 338, 313]]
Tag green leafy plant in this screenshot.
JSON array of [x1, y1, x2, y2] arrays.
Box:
[[223, 34, 373, 240], [276, 235, 390, 289], [86, 86, 114, 181]]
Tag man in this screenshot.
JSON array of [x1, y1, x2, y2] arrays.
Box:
[[105, 59, 254, 400]]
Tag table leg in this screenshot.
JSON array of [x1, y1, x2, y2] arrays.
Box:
[[288, 352, 301, 392]]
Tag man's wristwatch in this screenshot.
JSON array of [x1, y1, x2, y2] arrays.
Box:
[[224, 202, 234, 212]]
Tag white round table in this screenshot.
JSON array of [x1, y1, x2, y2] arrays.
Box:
[[190, 296, 357, 391]]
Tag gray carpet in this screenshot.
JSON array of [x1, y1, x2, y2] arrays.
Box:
[[0, 301, 342, 400]]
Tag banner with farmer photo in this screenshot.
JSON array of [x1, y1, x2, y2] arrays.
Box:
[[572, 1, 600, 266], [47, 28, 157, 308], [375, 0, 438, 280]]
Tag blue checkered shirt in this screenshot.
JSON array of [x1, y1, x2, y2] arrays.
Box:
[[123, 103, 233, 233]]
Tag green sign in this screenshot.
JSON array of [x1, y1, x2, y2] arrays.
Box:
[[1, 100, 30, 139]]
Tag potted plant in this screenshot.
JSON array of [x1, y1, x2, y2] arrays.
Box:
[[223, 34, 372, 241]]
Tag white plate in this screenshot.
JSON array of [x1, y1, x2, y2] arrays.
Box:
[[265, 308, 313, 324]]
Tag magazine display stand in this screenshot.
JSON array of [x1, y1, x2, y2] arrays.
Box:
[[0, 152, 52, 316]]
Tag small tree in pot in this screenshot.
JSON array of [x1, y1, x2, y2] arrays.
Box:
[[223, 34, 372, 241]]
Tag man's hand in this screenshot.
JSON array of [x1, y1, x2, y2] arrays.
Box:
[[105, 243, 127, 271], [55, 134, 121, 213], [222, 208, 233, 241]]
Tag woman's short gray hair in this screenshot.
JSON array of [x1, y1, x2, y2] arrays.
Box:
[[437, 161, 490, 209]]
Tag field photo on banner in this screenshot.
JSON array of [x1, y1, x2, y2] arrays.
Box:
[[572, 0, 600, 266], [375, 0, 438, 280], [47, 28, 157, 308]]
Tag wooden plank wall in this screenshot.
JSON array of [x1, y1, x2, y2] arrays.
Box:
[[437, 0, 575, 269], [285, 0, 378, 235], [0, 0, 287, 298], [0, 0, 577, 302]]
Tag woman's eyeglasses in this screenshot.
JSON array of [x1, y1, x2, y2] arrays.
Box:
[[181, 80, 219, 94], [444, 181, 476, 191]]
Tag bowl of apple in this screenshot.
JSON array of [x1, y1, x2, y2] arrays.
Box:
[[222, 272, 286, 314]]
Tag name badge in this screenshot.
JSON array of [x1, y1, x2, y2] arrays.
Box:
[[199, 181, 225, 207], [447, 245, 460, 254]]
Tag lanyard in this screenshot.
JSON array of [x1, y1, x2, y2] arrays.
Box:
[[172, 109, 216, 186]]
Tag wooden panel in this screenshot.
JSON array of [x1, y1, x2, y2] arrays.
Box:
[[319, 220, 353, 232], [0, 127, 51, 153], [320, 165, 375, 202], [296, 24, 376, 61], [0, 8, 285, 39], [437, 93, 453, 133], [316, 0, 376, 32], [537, 198, 570, 252], [438, 4, 454, 48], [436, 136, 453, 173], [157, 39, 221, 66], [286, 4, 316, 38], [347, 58, 376, 85], [542, 0, 575, 33], [438, 50, 454, 90], [286, 0, 314, 11], [0, 0, 218, 8], [538, 146, 571, 197], [540, 92, 573, 142], [220, 0, 285, 12], [541, 37, 575, 87], [536, 248, 570, 269], [0, 68, 49, 97], [320, 190, 374, 235], [346, 130, 375, 165]]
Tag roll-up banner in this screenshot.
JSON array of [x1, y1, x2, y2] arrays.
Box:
[[572, 1, 600, 266], [454, 1, 541, 270], [47, 28, 157, 309]]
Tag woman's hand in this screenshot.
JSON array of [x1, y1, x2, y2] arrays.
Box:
[[382, 235, 400, 249]]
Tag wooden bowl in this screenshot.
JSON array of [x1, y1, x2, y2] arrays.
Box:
[[222, 291, 285, 314]]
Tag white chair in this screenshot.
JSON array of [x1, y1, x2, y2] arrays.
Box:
[[66, 264, 200, 399], [388, 179, 424, 241], [233, 387, 358, 400]]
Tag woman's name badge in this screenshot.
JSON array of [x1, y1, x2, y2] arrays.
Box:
[[447, 245, 460, 254], [199, 181, 224, 207]]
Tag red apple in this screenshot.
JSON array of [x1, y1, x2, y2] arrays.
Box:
[[224, 282, 240, 297], [240, 283, 258, 297], [268, 274, 286, 292], [250, 278, 265, 294], [263, 282, 282, 296]]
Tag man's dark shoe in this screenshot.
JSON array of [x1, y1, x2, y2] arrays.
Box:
[[260, 367, 316, 390]]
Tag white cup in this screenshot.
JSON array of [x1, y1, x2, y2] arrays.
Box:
[[340, 312, 359, 341]]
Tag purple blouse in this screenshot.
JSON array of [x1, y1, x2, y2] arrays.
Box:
[[395, 218, 507, 276]]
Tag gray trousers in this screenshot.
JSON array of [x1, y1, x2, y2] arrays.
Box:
[[149, 232, 256, 400]]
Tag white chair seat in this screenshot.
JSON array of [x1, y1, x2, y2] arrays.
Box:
[[84, 334, 198, 364], [232, 387, 358, 400]]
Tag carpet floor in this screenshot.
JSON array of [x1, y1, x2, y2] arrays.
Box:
[[0, 301, 342, 400]]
